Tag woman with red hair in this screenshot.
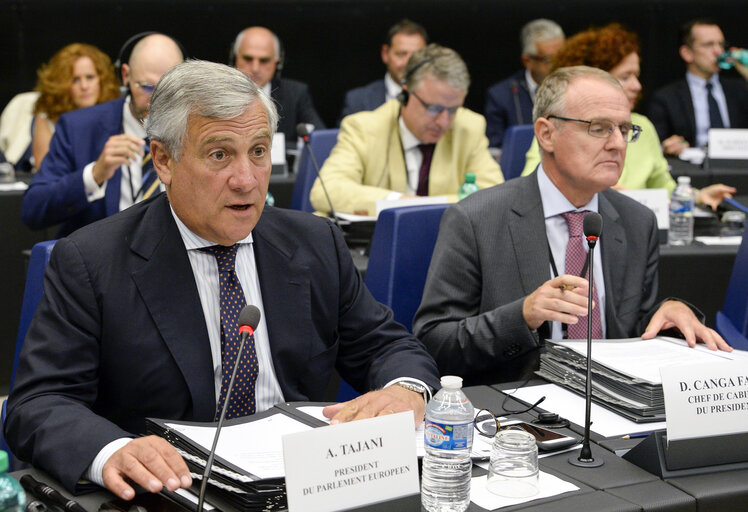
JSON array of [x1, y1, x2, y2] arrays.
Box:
[[522, 24, 733, 209], [32, 43, 120, 169]]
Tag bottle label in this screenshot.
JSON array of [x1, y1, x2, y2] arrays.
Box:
[[424, 420, 473, 450], [670, 199, 693, 215]]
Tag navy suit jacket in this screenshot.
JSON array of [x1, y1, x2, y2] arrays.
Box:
[[484, 70, 534, 147], [648, 76, 748, 145], [339, 79, 387, 125], [21, 97, 126, 237], [5, 193, 439, 491], [272, 77, 326, 150]]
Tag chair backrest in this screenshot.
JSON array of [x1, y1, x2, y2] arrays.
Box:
[[364, 204, 449, 332], [715, 229, 748, 349], [2, 239, 56, 466], [499, 124, 535, 180], [290, 129, 339, 212]]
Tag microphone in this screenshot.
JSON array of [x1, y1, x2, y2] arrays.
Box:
[[197, 305, 262, 512], [569, 212, 604, 468], [296, 123, 343, 231]]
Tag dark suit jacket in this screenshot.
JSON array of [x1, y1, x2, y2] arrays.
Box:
[[648, 77, 748, 145], [339, 79, 387, 125], [21, 97, 126, 237], [271, 77, 326, 150], [5, 193, 439, 490], [484, 70, 534, 148], [413, 173, 661, 383]]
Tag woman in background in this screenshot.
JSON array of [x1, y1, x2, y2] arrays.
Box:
[[521, 23, 734, 209], [32, 43, 120, 169]]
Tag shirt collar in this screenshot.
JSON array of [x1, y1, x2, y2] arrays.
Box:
[[686, 70, 721, 90], [536, 163, 599, 218], [262, 82, 272, 97], [169, 204, 253, 250], [398, 114, 423, 152], [384, 73, 403, 100], [122, 95, 146, 138], [525, 69, 539, 100]]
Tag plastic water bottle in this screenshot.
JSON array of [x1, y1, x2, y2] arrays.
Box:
[[0, 451, 25, 512], [457, 173, 480, 200], [718, 49, 748, 70], [265, 191, 275, 206], [668, 176, 695, 246], [421, 376, 474, 512]]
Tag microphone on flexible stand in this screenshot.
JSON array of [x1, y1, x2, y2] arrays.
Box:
[[296, 123, 343, 231], [569, 212, 604, 468], [197, 305, 262, 512]]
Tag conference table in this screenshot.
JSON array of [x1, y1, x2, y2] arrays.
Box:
[[12, 382, 748, 511]]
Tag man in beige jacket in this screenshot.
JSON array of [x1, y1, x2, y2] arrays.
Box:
[[311, 44, 503, 216]]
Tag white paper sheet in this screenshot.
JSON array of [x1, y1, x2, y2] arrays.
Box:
[[470, 472, 579, 510]]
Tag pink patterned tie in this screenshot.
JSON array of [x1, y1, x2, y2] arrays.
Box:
[[561, 212, 603, 339], [202, 244, 259, 419], [416, 143, 435, 196]]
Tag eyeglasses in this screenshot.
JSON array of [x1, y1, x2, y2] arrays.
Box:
[[527, 54, 554, 64], [133, 81, 156, 94], [547, 115, 642, 143], [411, 91, 460, 116]]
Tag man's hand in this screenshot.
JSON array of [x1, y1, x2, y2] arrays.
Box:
[[92, 134, 146, 186], [522, 275, 590, 330], [102, 435, 192, 501], [322, 385, 426, 427], [662, 135, 689, 156], [641, 300, 732, 351], [696, 184, 736, 210]]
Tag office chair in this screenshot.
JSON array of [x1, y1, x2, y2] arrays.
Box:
[[364, 204, 449, 332], [1, 240, 56, 466], [498, 124, 535, 180], [290, 129, 339, 212], [715, 229, 748, 350]]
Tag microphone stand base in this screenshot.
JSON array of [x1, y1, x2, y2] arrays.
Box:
[[568, 455, 604, 468]]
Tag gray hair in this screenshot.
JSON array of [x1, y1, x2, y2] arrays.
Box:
[[403, 43, 470, 93], [533, 65, 623, 122], [146, 60, 278, 161], [232, 27, 281, 63], [521, 19, 565, 55]]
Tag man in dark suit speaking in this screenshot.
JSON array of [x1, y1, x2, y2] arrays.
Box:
[[5, 61, 439, 500], [414, 66, 731, 383]]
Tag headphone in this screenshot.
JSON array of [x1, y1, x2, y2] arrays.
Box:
[[114, 31, 187, 94], [396, 56, 435, 105], [228, 29, 285, 78]]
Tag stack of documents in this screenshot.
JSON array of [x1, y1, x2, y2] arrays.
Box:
[[537, 337, 739, 423], [147, 404, 326, 511]]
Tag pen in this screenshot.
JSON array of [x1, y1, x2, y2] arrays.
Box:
[[20, 475, 87, 512], [621, 432, 650, 439]]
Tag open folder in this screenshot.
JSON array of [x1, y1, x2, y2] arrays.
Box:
[[146, 402, 328, 511]]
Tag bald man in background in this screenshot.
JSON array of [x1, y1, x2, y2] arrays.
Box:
[[231, 26, 325, 150], [21, 33, 184, 236]]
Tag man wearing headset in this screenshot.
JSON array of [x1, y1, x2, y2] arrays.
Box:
[[21, 33, 183, 237], [231, 26, 325, 151], [310, 44, 503, 217]]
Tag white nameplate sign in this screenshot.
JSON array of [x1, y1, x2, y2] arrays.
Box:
[[282, 412, 419, 512], [271, 132, 286, 164], [708, 128, 748, 159], [660, 360, 748, 442], [619, 188, 669, 230]]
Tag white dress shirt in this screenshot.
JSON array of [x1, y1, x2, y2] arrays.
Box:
[[686, 72, 731, 148], [384, 73, 403, 102]]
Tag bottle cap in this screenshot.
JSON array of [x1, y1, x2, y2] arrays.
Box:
[[465, 172, 476, 183], [440, 375, 463, 389], [0, 450, 8, 473], [677, 176, 691, 184]]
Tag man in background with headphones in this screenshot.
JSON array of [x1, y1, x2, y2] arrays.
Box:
[[231, 26, 325, 151], [311, 44, 503, 217], [338, 19, 428, 123], [21, 33, 183, 237], [485, 19, 565, 148]]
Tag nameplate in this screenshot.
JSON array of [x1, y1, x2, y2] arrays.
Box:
[[660, 360, 748, 442], [708, 128, 748, 159], [282, 412, 419, 512], [619, 188, 669, 230], [271, 132, 287, 164]]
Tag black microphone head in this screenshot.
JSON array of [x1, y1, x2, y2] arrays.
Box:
[[583, 212, 603, 238], [239, 305, 261, 330], [296, 123, 314, 138]]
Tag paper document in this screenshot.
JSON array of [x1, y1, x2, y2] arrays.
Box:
[[470, 472, 579, 510]]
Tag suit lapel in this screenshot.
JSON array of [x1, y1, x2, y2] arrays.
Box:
[[598, 191, 626, 328], [387, 107, 408, 192], [129, 195, 216, 420], [101, 99, 125, 217], [678, 80, 697, 144]]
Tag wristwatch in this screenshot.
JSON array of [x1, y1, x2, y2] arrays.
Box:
[[394, 381, 432, 403]]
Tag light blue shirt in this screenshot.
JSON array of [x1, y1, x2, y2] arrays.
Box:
[[686, 72, 731, 148], [537, 164, 607, 339]]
